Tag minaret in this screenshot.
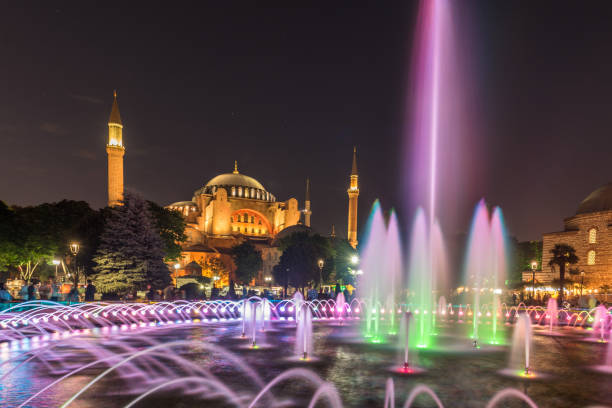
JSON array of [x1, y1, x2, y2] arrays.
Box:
[[304, 178, 311, 227], [347, 147, 359, 248], [106, 90, 125, 207], [330, 224, 336, 239]]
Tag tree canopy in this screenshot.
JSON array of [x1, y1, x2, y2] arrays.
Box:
[[548, 243, 578, 305], [93, 192, 171, 294], [0, 200, 101, 281], [273, 232, 335, 292], [147, 201, 187, 262], [230, 241, 263, 286]]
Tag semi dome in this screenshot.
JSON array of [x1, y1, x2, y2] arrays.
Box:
[[192, 162, 275, 202], [576, 183, 612, 214]]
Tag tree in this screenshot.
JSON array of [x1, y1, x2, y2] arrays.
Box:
[[1, 200, 102, 280], [329, 238, 358, 286], [274, 232, 334, 291], [273, 244, 315, 296], [93, 191, 170, 295], [201, 256, 228, 286], [147, 201, 187, 262], [548, 244, 578, 305], [0, 201, 20, 272], [230, 241, 262, 288]]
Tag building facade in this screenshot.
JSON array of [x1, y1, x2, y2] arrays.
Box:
[[104, 94, 360, 288], [538, 183, 612, 293]]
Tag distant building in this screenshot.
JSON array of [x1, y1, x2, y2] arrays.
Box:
[[103, 94, 360, 287], [537, 183, 612, 294]]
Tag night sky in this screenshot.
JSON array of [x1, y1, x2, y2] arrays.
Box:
[[1, 1, 612, 243]]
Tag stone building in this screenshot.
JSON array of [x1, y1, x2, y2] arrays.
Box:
[[539, 183, 612, 293], [103, 94, 360, 288], [167, 162, 302, 285]]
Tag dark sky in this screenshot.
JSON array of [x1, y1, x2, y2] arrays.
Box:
[[1, 1, 612, 242]]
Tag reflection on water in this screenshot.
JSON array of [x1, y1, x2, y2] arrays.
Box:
[[0, 321, 611, 408]]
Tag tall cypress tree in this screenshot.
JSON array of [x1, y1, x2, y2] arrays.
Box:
[[93, 191, 170, 295]]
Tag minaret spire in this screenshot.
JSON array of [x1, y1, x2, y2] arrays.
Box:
[[347, 147, 359, 248], [233, 160, 239, 174], [109, 90, 122, 126], [304, 178, 311, 227], [351, 145, 358, 175], [106, 90, 125, 207]]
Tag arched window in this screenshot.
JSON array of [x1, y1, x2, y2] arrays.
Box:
[[589, 228, 597, 244], [588, 250, 596, 265], [231, 186, 236, 196], [250, 216, 254, 223]]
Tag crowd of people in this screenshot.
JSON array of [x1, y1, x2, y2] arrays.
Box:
[[0, 278, 356, 305], [0, 279, 97, 304]]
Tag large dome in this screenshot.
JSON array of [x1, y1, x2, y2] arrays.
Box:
[[205, 173, 266, 191], [576, 183, 612, 214], [192, 165, 275, 202]]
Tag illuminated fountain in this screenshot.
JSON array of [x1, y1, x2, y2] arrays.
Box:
[[463, 201, 508, 347], [295, 304, 314, 361], [593, 332, 612, 374], [384, 210, 403, 335], [392, 312, 424, 375], [360, 201, 395, 343], [336, 292, 346, 319], [501, 314, 539, 379], [591, 304, 609, 343], [546, 297, 558, 333]]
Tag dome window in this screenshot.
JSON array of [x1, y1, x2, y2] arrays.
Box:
[[589, 228, 597, 244], [231, 186, 236, 196], [588, 250, 596, 265]]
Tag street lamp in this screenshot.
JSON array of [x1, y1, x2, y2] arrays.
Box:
[[580, 271, 585, 297], [52, 259, 60, 278], [69, 242, 80, 285], [318, 259, 324, 288], [350, 255, 359, 265], [70, 242, 80, 256], [265, 276, 272, 287], [530, 260, 538, 301]]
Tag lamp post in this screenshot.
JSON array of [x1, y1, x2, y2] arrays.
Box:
[[52, 259, 60, 279], [70, 242, 80, 285], [580, 271, 585, 297], [317, 259, 324, 289], [530, 260, 538, 301]]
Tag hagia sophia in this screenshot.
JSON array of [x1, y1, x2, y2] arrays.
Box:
[[105, 93, 359, 287]]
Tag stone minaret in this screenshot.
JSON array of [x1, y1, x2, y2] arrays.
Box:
[[106, 90, 125, 207], [304, 178, 311, 227], [347, 147, 359, 248]]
